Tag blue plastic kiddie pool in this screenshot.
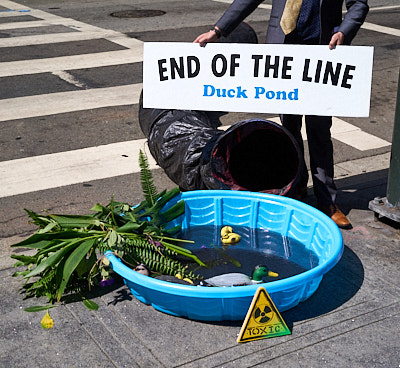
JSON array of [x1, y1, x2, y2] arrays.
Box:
[[106, 190, 343, 321]]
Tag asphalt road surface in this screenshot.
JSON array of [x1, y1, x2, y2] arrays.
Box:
[[0, 0, 399, 239]]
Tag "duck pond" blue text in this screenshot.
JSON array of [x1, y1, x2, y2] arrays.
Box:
[[203, 85, 299, 100]]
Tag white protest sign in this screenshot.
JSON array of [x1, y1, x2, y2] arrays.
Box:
[[143, 42, 374, 117]]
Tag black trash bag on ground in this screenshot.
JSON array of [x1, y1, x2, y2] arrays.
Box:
[[139, 93, 301, 195], [139, 99, 226, 191]]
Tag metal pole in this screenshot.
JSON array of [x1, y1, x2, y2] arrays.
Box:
[[386, 71, 400, 207], [369, 70, 400, 222]]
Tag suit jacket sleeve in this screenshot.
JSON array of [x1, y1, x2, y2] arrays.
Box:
[[338, 0, 369, 43]]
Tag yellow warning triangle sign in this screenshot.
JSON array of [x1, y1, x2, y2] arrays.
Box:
[[237, 287, 291, 343]]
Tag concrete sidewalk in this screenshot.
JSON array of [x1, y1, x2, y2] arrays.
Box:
[[1, 172, 399, 368]]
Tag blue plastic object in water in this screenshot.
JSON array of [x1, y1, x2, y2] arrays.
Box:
[[106, 190, 343, 321]]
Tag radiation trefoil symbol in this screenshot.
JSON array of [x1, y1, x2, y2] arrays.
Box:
[[253, 304, 273, 324], [237, 287, 291, 343]]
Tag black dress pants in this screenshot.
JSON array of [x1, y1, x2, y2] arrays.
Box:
[[281, 114, 337, 206]]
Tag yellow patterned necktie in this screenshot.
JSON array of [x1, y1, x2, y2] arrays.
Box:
[[280, 0, 303, 35]]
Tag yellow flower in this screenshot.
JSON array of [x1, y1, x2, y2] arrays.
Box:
[[41, 310, 54, 329]]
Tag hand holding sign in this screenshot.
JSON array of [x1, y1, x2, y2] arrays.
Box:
[[143, 42, 373, 117]]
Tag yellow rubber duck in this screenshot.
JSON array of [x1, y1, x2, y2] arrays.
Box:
[[175, 273, 194, 284], [155, 273, 193, 285], [221, 232, 241, 244], [220, 225, 241, 245], [221, 226, 233, 238]]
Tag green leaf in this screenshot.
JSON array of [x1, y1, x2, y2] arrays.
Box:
[[24, 305, 57, 312], [160, 200, 185, 223], [164, 225, 182, 235], [54, 257, 67, 295], [11, 231, 92, 248], [12, 270, 31, 277], [108, 196, 118, 226], [107, 230, 118, 247], [11, 237, 53, 249], [115, 222, 145, 233], [75, 251, 97, 278], [151, 187, 181, 213], [217, 248, 241, 268], [82, 298, 99, 311], [57, 238, 96, 301], [49, 214, 98, 228], [161, 241, 207, 267], [160, 241, 192, 254], [23, 240, 80, 279], [10, 254, 37, 264], [151, 189, 166, 206], [129, 201, 147, 215], [90, 203, 104, 212], [24, 209, 52, 228], [36, 241, 70, 256], [37, 221, 58, 234]]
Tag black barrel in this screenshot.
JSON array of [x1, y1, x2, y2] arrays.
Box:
[[210, 119, 301, 195]]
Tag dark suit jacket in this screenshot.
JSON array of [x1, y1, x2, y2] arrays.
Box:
[[215, 0, 369, 45]]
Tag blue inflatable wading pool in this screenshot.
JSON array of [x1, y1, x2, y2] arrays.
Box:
[[106, 190, 343, 321]]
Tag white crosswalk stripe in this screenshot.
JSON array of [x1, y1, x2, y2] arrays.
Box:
[[0, 140, 158, 198], [266, 116, 390, 152], [0, 50, 143, 77], [0, 84, 143, 121], [0, 0, 393, 199], [213, 0, 272, 10]]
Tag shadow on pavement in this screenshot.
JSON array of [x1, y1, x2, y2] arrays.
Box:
[[107, 287, 133, 306], [282, 245, 364, 327]]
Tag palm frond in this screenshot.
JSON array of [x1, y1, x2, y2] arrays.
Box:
[[139, 149, 159, 206]]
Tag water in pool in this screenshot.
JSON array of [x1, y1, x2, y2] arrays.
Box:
[[179, 226, 319, 282]]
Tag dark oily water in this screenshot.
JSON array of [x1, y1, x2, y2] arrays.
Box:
[[180, 226, 319, 281]]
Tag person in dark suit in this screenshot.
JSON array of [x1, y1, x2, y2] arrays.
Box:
[[194, 0, 369, 229]]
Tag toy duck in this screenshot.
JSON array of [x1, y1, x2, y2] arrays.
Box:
[[135, 264, 194, 285], [134, 263, 151, 276], [200, 265, 279, 287], [220, 225, 241, 245], [155, 274, 193, 285]]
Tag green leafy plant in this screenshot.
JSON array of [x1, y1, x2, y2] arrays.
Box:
[[11, 150, 205, 314]]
